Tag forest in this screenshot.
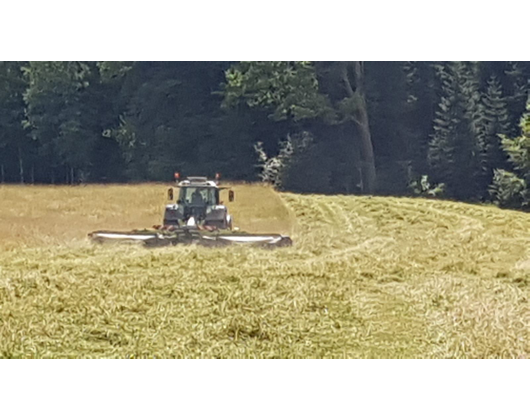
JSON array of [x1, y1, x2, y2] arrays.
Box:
[[1, 61, 530, 209]]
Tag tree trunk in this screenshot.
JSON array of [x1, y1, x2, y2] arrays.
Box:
[[316, 61, 377, 194], [339, 61, 377, 194], [354, 93, 377, 194], [341, 61, 377, 193], [18, 147, 24, 184]]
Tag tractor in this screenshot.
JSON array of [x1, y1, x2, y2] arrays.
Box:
[[163, 173, 234, 230], [89, 172, 293, 247]]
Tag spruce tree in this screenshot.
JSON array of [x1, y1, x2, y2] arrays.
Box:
[[489, 99, 530, 208], [403, 61, 437, 176], [500, 100, 530, 175], [504, 61, 530, 136], [476, 76, 511, 194], [428, 62, 482, 200]]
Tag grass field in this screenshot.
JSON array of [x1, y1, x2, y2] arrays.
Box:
[[0, 183, 528, 358]]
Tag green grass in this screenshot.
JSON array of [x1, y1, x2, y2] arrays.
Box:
[[0, 184, 528, 358]]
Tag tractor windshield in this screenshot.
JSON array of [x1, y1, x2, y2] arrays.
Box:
[[178, 187, 218, 206]]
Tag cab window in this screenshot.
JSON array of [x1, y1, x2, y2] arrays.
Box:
[[178, 188, 217, 205]]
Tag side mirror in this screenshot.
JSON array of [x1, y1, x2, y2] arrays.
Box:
[[228, 190, 235, 202], [168, 188, 174, 201]]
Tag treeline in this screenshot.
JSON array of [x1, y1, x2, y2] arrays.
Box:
[[1, 61, 530, 208]]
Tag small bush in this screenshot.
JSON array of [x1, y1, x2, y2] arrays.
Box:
[[409, 174, 446, 198], [255, 131, 315, 190], [489, 169, 528, 209]]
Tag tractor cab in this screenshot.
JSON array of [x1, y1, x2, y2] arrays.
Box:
[[177, 181, 219, 207], [163, 174, 234, 230]]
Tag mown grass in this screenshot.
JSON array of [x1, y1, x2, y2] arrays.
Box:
[[0, 184, 528, 358]]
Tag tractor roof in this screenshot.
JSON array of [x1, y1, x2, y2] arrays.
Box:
[[178, 177, 218, 187]]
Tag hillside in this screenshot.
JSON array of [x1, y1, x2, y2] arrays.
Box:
[[0, 184, 528, 358]]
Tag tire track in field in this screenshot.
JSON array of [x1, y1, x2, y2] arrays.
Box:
[[300, 236, 397, 265]]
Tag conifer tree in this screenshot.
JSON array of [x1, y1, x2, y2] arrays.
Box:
[[403, 61, 437, 176], [489, 99, 530, 208], [476, 76, 511, 193], [428, 62, 482, 199], [504, 61, 530, 136], [500, 100, 530, 175]]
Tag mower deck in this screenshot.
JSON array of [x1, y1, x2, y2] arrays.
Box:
[[88, 227, 292, 248]]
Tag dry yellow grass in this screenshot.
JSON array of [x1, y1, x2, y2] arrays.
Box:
[[0, 183, 293, 250], [0, 184, 164, 250], [0, 183, 528, 358]]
